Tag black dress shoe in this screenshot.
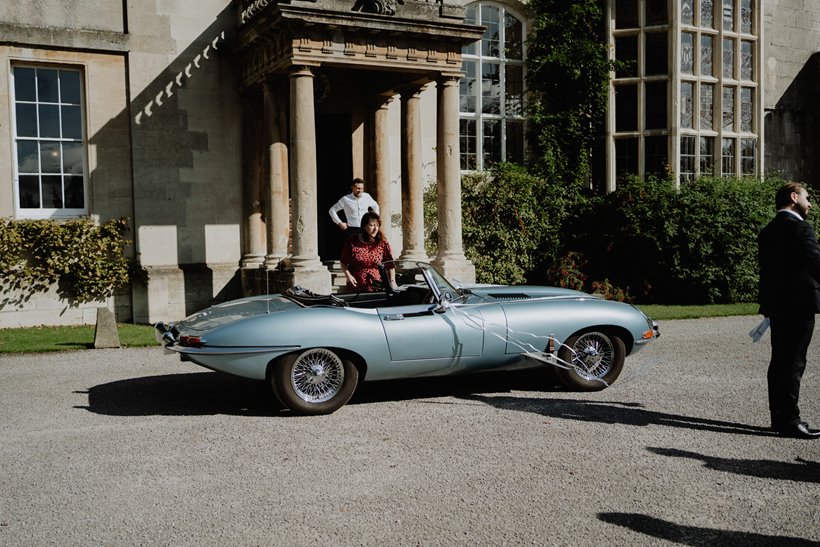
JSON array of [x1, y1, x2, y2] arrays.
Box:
[[775, 422, 820, 439]]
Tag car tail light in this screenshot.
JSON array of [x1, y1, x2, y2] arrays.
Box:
[[179, 335, 204, 347]]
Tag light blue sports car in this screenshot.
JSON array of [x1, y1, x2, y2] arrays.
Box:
[[155, 261, 659, 415]]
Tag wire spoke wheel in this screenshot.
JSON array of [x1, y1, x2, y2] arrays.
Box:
[[571, 332, 615, 380], [291, 348, 345, 403], [557, 331, 625, 391]]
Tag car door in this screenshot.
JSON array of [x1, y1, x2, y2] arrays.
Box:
[[377, 301, 485, 366]]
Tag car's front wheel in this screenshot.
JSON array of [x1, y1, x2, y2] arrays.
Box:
[[272, 348, 359, 415], [557, 331, 625, 391]]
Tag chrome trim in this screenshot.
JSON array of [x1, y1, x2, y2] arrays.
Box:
[[166, 345, 300, 356]]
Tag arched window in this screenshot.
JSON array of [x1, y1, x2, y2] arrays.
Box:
[[459, 2, 525, 171]]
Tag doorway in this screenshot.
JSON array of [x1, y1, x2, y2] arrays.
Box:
[[316, 113, 353, 261]]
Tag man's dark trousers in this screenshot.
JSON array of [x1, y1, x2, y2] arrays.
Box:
[[768, 312, 814, 428]]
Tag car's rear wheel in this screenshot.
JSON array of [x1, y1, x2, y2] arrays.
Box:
[[272, 348, 358, 415], [557, 331, 625, 391]]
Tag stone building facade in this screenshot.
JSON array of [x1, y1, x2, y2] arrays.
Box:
[[0, 0, 818, 327]]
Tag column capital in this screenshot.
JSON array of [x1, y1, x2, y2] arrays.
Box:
[[397, 83, 428, 99], [289, 64, 318, 78]]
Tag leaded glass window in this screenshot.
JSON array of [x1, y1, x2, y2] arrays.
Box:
[[646, 0, 668, 26], [681, 33, 694, 74], [616, 137, 639, 176], [721, 137, 735, 175], [701, 0, 714, 28], [740, 40, 753, 80], [700, 136, 715, 175], [700, 83, 714, 130], [701, 35, 714, 76], [741, 138, 755, 174], [741, 87, 754, 132], [680, 135, 696, 182], [615, 35, 639, 78], [722, 86, 735, 130], [681, 81, 694, 129], [723, 38, 734, 79], [12, 65, 86, 215], [616, 0, 639, 29], [681, 0, 694, 26], [645, 32, 668, 75], [645, 135, 668, 176], [723, 0, 734, 31], [616, 84, 639, 132], [740, 0, 753, 34], [459, 2, 526, 170]]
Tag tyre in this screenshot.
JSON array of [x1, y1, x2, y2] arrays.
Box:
[[272, 348, 359, 415], [557, 331, 625, 391]]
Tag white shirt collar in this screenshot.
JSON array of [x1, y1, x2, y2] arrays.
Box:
[[778, 208, 804, 221]]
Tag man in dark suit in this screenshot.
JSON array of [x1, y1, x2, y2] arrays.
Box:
[[758, 182, 820, 439]]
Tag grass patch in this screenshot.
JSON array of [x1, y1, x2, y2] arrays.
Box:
[[0, 303, 761, 354], [635, 302, 758, 321], [0, 323, 157, 354]]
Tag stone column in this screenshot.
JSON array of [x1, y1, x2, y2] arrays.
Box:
[[240, 85, 265, 269], [263, 78, 290, 271], [433, 75, 475, 283], [371, 95, 393, 243], [284, 65, 330, 293], [398, 84, 428, 262]]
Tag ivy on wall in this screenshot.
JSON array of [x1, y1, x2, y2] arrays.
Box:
[[0, 217, 138, 304]]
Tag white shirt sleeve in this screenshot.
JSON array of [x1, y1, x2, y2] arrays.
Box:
[[329, 198, 345, 225]]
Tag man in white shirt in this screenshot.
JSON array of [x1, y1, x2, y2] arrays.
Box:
[[328, 178, 380, 236]]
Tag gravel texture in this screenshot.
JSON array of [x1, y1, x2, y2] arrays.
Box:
[[0, 315, 818, 546]]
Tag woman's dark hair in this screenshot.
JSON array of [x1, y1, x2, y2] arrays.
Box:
[[360, 211, 384, 242]]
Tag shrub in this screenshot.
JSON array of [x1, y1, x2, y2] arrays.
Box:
[[0, 217, 137, 304]]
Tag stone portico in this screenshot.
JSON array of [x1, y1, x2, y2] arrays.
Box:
[[234, 0, 481, 294]]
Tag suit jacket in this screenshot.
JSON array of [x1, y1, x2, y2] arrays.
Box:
[[758, 211, 820, 317]]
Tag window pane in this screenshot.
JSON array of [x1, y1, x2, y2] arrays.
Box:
[[60, 70, 82, 104], [615, 84, 638, 132], [740, 0, 753, 34], [645, 136, 667, 177], [645, 32, 668, 75], [681, 0, 694, 25], [741, 138, 755, 175], [39, 104, 60, 138], [42, 175, 63, 208], [38, 69, 59, 103], [615, 35, 638, 78], [645, 0, 668, 25], [18, 175, 41, 208], [723, 38, 734, 78], [65, 176, 85, 208], [460, 119, 477, 170], [505, 65, 523, 117], [700, 136, 715, 175], [680, 135, 696, 182], [481, 62, 500, 115], [681, 82, 694, 129], [16, 103, 38, 137], [17, 140, 39, 173], [483, 120, 501, 167], [740, 87, 754, 132], [504, 13, 523, 60], [615, 138, 639, 176], [722, 86, 735, 130], [40, 141, 61, 173], [681, 33, 694, 74], [721, 137, 736, 175], [463, 5, 477, 55], [723, 0, 734, 31], [505, 120, 524, 164], [700, 35, 714, 76], [645, 81, 667, 130], [14, 67, 36, 101], [481, 5, 500, 57], [460, 61, 477, 113], [700, 83, 714, 129], [615, 0, 639, 29], [63, 142, 84, 175], [61, 104, 82, 139], [701, 0, 714, 28], [740, 41, 753, 80]]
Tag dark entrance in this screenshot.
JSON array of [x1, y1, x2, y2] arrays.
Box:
[[316, 113, 353, 261]]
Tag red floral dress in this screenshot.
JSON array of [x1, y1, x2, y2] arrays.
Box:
[[340, 236, 394, 292]]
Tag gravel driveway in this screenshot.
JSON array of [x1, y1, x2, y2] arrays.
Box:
[[1, 315, 818, 546]]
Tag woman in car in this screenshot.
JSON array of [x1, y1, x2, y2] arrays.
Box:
[[340, 211, 397, 292]]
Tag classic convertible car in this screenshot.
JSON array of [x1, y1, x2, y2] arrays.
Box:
[[156, 261, 658, 415]]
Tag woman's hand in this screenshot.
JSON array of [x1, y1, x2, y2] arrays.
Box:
[[345, 271, 358, 288]]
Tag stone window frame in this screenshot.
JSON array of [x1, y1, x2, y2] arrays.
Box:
[[10, 63, 88, 219], [459, 0, 527, 172]]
